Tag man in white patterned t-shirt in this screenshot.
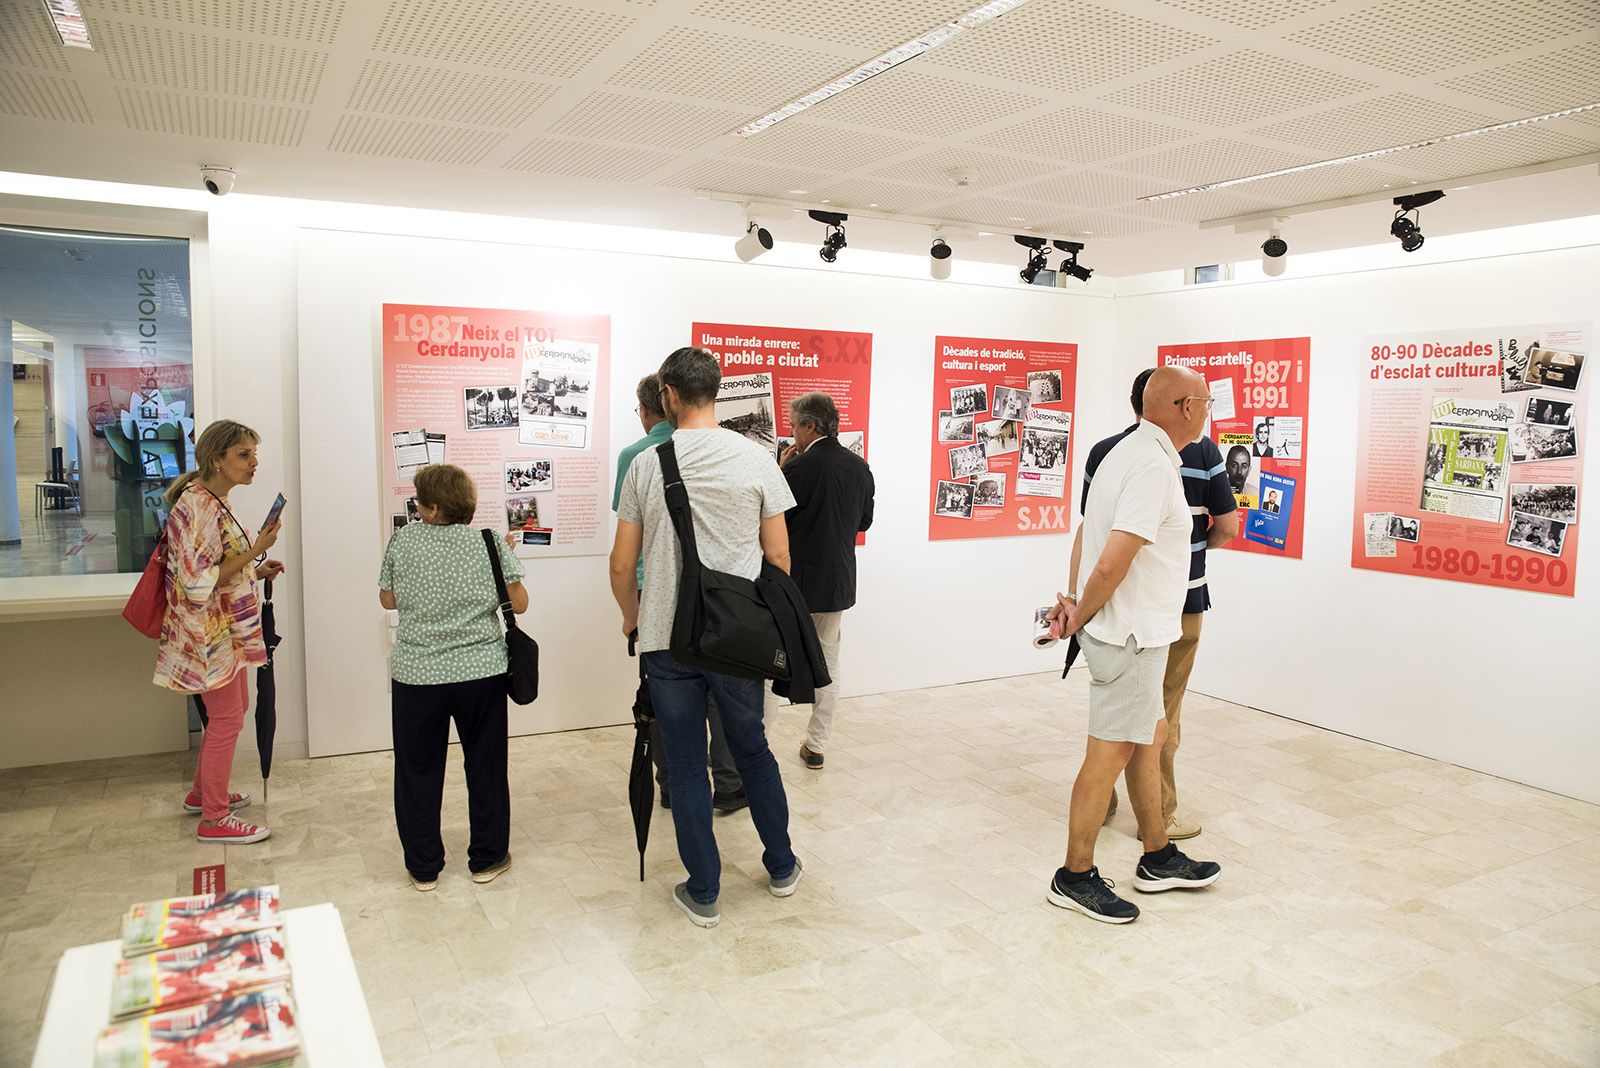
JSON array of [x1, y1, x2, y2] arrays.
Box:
[[610, 347, 803, 928]]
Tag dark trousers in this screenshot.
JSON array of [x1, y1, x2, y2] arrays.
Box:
[[642, 650, 794, 903], [391, 675, 510, 878], [651, 691, 742, 799]]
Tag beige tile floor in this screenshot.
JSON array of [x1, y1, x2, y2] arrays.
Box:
[[3, 672, 1598, 1066]]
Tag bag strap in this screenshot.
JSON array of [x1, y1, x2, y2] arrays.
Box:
[[480, 529, 519, 632], [656, 440, 702, 573]]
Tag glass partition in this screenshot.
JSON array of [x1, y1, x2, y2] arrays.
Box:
[[0, 224, 194, 577]]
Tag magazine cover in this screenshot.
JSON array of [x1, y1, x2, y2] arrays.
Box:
[[122, 886, 281, 959], [111, 930, 290, 1020], [95, 985, 300, 1068]]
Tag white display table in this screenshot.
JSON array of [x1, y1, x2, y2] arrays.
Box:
[[32, 903, 383, 1067]]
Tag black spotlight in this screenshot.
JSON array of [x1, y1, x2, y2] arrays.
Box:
[[1053, 239, 1092, 283], [1015, 234, 1048, 284], [1390, 190, 1442, 254], [809, 209, 848, 263], [1261, 235, 1288, 259]]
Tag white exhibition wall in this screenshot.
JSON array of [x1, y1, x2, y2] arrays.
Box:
[[1114, 244, 1600, 805], [296, 227, 1118, 756]]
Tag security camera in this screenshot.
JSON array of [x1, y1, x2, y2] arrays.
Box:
[[200, 166, 236, 196]]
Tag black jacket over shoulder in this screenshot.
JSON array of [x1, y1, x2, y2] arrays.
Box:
[[760, 561, 830, 704], [782, 436, 875, 613]]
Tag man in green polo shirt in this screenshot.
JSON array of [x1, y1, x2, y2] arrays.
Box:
[[614, 374, 744, 812]]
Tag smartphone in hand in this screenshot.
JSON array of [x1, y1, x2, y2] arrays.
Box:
[[262, 493, 288, 530]]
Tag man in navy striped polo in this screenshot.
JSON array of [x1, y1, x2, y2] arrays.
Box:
[[1080, 367, 1238, 839]]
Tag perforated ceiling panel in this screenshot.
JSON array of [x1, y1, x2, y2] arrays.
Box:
[[926, 0, 1219, 93], [803, 177, 953, 216], [0, 0, 69, 71], [98, 21, 327, 104], [119, 88, 308, 146], [1118, 139, 1315, 183], [1010, 171, 1165, 210], [690, 0, 978, 51], [1440, 40, 1600, 117], [0, 70, 92, 123], [1146, 0, 1341, 29], [871, 147, 1055, 189], [89, 0, 348, 44], [328, 116, 507, 166], [1035, 211, 1172, 239], [1288, 0, 1598, 77], [346, 60, 558, 128], [1251, 94, 1498, 155], [807, 69, 1047, 135], [723, 121, 922, 172], [976, 106, 1190, 163], [1099, 51, 1377, 128], [374, 0, 633, 79], [1387, 124, 1600, 180], [1212, 162, 1417, 214], [927, 195, 1053, 227], [608, 26, 855, 109], [549, 92, 748, 151], [657, 157, 831, 199], [501, 138, 678, 181], [1134, 189, 1278, 224]]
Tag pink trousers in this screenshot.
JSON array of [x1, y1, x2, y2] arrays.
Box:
[[193, 670, 248, 821]]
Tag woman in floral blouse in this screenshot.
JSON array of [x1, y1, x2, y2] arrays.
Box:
[[156, 420, 285, 844]]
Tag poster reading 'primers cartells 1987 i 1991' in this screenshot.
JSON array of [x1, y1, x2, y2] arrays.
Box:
[[1352, 320, 1588, 596]]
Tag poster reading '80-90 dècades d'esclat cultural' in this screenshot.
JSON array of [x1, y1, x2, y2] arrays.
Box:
[[1353, 321, 1588, 596]]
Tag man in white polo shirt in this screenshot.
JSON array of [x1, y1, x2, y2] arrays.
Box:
[[1045, 366, 1222, 924]]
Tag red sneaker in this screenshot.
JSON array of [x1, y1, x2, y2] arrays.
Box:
[[196, 814, 270, 844], [183, 791, 250, 815]]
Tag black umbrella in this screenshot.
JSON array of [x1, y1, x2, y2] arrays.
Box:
[[627, 631, 655, 882], [255, 578, 282, 802], [1060, 634, 1082, 679]]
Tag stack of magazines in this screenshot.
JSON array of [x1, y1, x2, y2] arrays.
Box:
[[95, 886, 302, 1067]]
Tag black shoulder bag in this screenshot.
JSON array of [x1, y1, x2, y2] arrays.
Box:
[[656, 440, 791, 681], [481, 529, 539, 704]]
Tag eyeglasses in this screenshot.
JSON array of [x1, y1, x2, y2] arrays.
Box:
[[1174, 396, 1215, 410]]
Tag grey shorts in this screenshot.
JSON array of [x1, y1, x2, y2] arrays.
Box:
[[1079, 633, 1170, 744]]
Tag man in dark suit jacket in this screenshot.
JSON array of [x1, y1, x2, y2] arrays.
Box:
[[774, 392, 875, 770]]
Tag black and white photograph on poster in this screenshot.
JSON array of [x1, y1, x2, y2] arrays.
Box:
[[392, 428, 429, 478], [972, 472, 1007, 507], [405, 497, 421, 524], [1424, 442, 1446, 483], [504, 460, 553, 493], [1525, 396, 1575, 427], [1507, 510, 1569, 557], [1225, 443, 1254, 496], [1363, 512, 1396, 558], [1263, 415, 1303, 459], [1509, 483, 1577, 522], [1027, 369, 1063, 403], [518, 338, 598, 450], [464, 386, 520, 431], [1386, 514, 1420, 542], [1521, 346, 1585, 392], [976, 418, 1020, 457], [991, 385, 1031, 422], [838, 430, 865, 458], [391, 514, 408, 531], [950, 384, 987, 416], [1510, 423, 1578, 463], [426, 432, 446, 465], [938, 410, 975, 442], [506, 495, 540, 533], [1251, 417, 1277, 457], [934, 480, 974, 518], [520, 527, 554, 546], [715, 372, 777, 449], [948, 442, 988, 479], [1020, 426, 1068, 474], [1499, 337, 1542, 394]]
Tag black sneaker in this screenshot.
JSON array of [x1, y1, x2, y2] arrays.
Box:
[[1133, 847, 1221, 893], [712, 790, 749, 814], [1046, 867, 1139, 924]]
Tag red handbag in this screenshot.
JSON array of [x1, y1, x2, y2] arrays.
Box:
[[123, 528, 170, 638]]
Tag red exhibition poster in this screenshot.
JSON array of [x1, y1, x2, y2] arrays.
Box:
[[1160, 337, 1311, 558], [692, 321, 873, 540], [929, 335, 1078, 540], [1352, 320, 1588, 596], [380, 303, 611, 558]]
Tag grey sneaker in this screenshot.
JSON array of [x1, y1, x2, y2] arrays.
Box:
[[769, 858, 804, 898], [673, 882, 720, 928], [471, 854, 512, 884]]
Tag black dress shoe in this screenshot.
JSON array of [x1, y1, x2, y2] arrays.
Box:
[[712, 790, 748, 813], [799, 744, 824, 770], [660, 791, 670, 810]]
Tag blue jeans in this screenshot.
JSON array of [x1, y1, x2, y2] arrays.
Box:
[[643, 651, 795, 903]]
